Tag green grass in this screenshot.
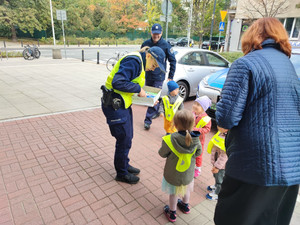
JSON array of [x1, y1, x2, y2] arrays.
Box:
[[0, 51, 23, 58], [219, 52, 244, 63]]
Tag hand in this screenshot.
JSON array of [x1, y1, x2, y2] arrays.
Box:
[[217, 126, 228, 134], [138, 88, 146, 97], [160, 113, 164, 118], [212, 167, 219, 174], [153, 100, 159, 106]]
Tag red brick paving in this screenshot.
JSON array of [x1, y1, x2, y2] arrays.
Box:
[[0, 101, 215, 225]]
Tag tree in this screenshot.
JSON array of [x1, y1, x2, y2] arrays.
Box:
[[240, 0, 290, 18], [0, 0, 49, 41]]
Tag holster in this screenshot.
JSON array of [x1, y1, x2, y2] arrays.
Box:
[[100, 85, 123, 110], [101, 85, 114, 107]]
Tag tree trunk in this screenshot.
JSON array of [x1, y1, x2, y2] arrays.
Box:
[[11, 25, 17, 42]]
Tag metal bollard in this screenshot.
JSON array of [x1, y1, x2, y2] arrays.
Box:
[[78, 41, 80, 47], [108, 42, 109, 47], [97, 51, 99, 64], [116, 41, 117, 47], [82, 49, 84, 62], [21, 41, 23, 47], [89, 41, 91, 47], [67, 40, 69, 47], [98, 41, 100, 47], [3, 41, 6, 48], [37, 40, 40, 47]]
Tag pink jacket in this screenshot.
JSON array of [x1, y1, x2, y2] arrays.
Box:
[[211, 146, 228, 170], [193, 112, 211, 149]]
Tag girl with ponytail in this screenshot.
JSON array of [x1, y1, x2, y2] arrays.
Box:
[[159, 109, 202, 222]]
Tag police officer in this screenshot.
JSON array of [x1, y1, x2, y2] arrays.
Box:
[[101, 46, 166, 184], [142, 23, 177, 130]]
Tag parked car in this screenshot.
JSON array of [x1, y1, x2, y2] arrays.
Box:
[[201, 41, 219, 50], [167, 38, 177, 47], [160, 47, 230, 101], [176, 37, 194, 47], [197, 48, 300, 119]]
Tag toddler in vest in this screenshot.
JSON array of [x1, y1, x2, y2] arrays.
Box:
[[192, 96, 212, 178], [159, 109, 202, 222], [206, 131, 227, 200], [159, 81, 184, 134]]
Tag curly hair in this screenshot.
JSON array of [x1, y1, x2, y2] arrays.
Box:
[[241, 17, 291, 57]]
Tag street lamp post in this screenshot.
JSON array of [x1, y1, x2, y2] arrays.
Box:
[[49, 0, 56, 46], [208, 0, 217, 50]]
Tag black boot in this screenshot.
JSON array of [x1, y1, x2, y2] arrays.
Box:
[[115, 173, 140, 184], [128, 165, 140, 175]]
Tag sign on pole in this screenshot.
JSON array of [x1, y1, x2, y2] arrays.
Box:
[[56, 10, 67, 21], [220, 10, 227, 22], [219, 22, 225, 31], [162, 0, 172, 15], [160, 15, 172, 22]]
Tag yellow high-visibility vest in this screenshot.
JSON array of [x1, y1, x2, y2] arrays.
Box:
[[195, 116, 211, 128], [162, 95, 183, 121], [105, 52, 145, 109], [162, 135, 197, 172], [207, 131, 226, 154]]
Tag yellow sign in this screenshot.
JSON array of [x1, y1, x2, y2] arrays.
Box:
[[220, 10, 227, 22]]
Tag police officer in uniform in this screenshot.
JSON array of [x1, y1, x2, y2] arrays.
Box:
[[142, 23, 176, 130], [101, 46, 166, 184]]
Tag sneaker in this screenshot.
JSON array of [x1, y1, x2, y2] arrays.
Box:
[[152, 113, 160, 119], [177, 199, 190, 214], [194, 168, 201, 178], [206, 193, 218, 201], [207, 185, 216, 192], [115, 173, 140, 184], [144, 123, 150, 130], [128, 165, 140, 175], [163, 205, 176, 222]]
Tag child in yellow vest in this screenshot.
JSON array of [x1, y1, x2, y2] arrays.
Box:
[[159, 109, 202, 222], [206, 131, 227, 201], [192, 96, 212, 178], [159, 81, 184, 134]]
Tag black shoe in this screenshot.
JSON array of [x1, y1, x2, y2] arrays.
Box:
[[128, 165, 140, 175], [152, 113, 160, 119], [144, 123, 150, 130], [163, 205, 176, 222], [115, 173, 140, 184], [177, 199, 190, 214]]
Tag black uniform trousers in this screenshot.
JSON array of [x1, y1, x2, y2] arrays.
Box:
[[214, 175, 299, 225], [102, 105, 133, 176]]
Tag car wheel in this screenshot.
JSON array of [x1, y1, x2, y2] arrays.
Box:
[[177, 81, 189, 101]]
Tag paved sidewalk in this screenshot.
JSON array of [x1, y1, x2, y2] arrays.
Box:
[[0, 58, 299, 225]]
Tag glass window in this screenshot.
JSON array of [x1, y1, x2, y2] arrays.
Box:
[[278, 18, 285, 24], [285, 18, 294, 37], [180, 52, 205, 66], [205, 53, 228, 67], [292, 18, 300, 38]]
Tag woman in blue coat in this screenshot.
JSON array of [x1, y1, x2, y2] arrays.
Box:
[[214, 18, 300, 225], [101, 46, 166, 184]]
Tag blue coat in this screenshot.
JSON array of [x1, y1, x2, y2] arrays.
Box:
[[216, 39, 300, 186], [141, 38, 176, 81]]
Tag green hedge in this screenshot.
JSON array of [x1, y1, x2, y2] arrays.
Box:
[[219, 52, 244, 63], [0, 51, 23, 58]]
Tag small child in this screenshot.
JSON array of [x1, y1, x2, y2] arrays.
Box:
[[159, 81, 184, 134], [159, 109, 202, 222], [206, 131, 227, 201], [192, 96, 212, 178]]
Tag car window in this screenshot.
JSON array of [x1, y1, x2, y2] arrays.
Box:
[[205, 53, 228, 67], [290, 54, 300, 78], [180, 52, 205, 66]]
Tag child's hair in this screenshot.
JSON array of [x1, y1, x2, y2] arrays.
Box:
[[173, 109, 195, 146]]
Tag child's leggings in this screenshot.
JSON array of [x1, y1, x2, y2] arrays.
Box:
[[169, 180, 194, 211], [195, 144, 205, 167]]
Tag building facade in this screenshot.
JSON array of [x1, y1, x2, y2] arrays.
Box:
[[226, 0, 300, 52]]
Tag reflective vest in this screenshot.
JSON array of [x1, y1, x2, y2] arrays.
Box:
[[162, 135, 197, 172], [162, 96, 183, 121], [195, 116, 211, 128], [105, 52, 145, 109], [207, 131, 226, 154]]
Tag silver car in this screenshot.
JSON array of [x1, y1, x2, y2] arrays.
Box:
[[161, 47, 230, 101]]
